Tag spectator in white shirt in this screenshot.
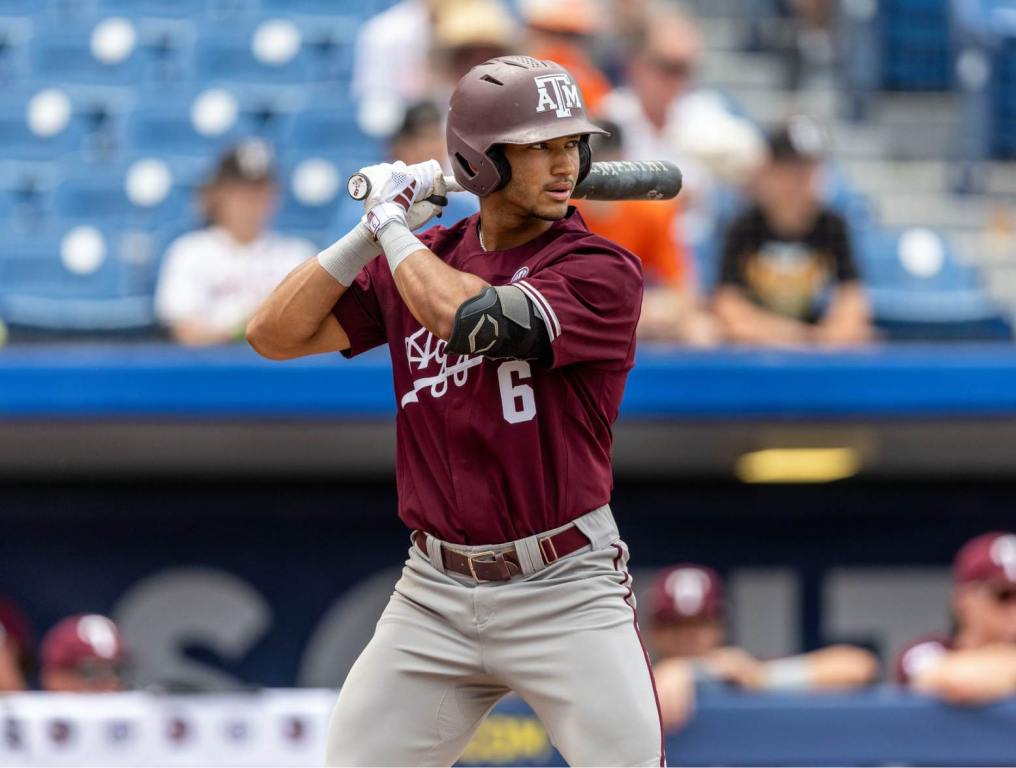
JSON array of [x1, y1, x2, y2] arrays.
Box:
[[155, 141, 314, 346]]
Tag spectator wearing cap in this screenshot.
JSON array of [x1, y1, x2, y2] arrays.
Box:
[[896, 532, 1016, 705], [0, 597, 30, 692], [649, 564, 878, 731], [390, 101, 478, 227], [574, 122, 716, 345], [520, 0, 612, 113], [430, 0, 518, 97], [714, 117, 872, 347], [155, 141, 315, 346], [40, 614, 128, 693]]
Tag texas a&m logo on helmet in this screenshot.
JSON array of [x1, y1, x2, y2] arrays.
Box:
[[534, 73, 583, 118]]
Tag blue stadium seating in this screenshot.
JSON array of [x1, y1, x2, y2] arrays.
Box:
[[287, 105, 381, 160], [883, 0, 952, 91], [0, 223, 159, 330], [125, 90, 258, 156], [0, 88, 88, 161], [194, 25, 310, 85], [859, 228, 1011, 338]]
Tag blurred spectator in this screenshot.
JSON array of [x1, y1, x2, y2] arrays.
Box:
[[40, 614, 128, 693], [155, 141, 314, 346], [352, 0, 449, 137], [649, 564, 878, 730], [783, 0, 836, 91], [0, 598, 30, 692], [574, 123, 716, 344], [520, 0, 612, 113], [713, 117, 872, 347], [896, 532, 1016, 705], [598, 6, 764, 189], [391, 101, 478, 225], [431, 0, 518, 97]]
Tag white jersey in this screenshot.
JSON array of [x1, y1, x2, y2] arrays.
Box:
[[155, 227, 314, 337]]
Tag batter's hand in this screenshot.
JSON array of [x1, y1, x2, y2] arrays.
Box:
[[359, 160, 443, 239], [404, 170, 447, 231]]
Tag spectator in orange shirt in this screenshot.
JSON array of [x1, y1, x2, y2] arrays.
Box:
[[575, 122, 717, 345], [521, 0, 612, 114]]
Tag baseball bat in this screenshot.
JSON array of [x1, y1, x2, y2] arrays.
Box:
[[346, 160, 683, 203]]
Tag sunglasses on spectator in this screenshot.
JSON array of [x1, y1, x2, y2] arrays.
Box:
[[648, 56, 695, 78]]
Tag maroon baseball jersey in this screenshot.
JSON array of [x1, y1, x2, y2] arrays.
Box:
[[332, 208, 642, 544], [894, 633, 954, 684]]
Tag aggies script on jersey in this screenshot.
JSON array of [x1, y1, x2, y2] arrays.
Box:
[[332, 208, 643, 545]]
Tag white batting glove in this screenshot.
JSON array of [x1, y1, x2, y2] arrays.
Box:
[[360, 160, 443, 239], [405, 170, 447, 231]]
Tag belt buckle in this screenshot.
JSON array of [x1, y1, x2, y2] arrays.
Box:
[[467, 551, 498, 582], [538, 535, 559, 564]]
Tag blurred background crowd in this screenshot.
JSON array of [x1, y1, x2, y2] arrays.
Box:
[[3, 530, 1016, 730], [0, 0, 1013, 347]]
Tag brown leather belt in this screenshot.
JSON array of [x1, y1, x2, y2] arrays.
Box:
[[414, 525, 590, 582]]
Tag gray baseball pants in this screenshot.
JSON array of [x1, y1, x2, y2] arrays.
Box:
[[325, 505, 665, 767]]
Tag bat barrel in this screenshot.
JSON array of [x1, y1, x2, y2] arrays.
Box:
[[570, 160, 683, 201]]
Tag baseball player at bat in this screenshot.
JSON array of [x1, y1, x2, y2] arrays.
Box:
[[248, 56, 664, 767]]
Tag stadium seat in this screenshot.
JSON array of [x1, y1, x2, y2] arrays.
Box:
[[125, 88, 258, 156], [288, 14, 359, 85], [0, 16, 31, 86], [287, 106, 382, 161], [194, 21, 310, 85], [52, 158, 189, 225], [275, 154, 345, 231], [0, 223, 158, 330], [882, 0, 952, 91], [859, 227, 1011, 338], [0, 87, 87, 161]]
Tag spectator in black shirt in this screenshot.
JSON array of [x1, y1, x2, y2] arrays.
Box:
[[714, 116, 872, 346]]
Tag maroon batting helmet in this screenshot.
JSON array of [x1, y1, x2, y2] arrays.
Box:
[[446, 55, 608, 197]]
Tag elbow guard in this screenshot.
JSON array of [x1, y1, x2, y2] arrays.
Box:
[[447, 285, 551, 361]]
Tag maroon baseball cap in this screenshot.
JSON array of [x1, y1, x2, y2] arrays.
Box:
[[954, 532, 1016, 587], [649, 563, 725, 624], [40, 614, 126, 671]]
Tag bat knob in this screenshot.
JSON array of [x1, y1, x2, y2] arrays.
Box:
[[347, 173, 371, 201]]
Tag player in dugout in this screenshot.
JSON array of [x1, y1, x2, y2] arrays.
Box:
[[649, 564, 879, 730], [896, 531, 1016, 705], [250, 56, 666, 766], [39, 614, 129, 693]]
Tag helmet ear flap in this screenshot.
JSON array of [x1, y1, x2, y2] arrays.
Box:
[[577, 136, 592, 185], [487, 146, 512, 192], [488, 139, 591, 193]]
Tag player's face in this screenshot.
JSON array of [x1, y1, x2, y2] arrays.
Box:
[[957, 583, 1016, 644], [500, 135, 581, 221], [649, 618, 725, 660]]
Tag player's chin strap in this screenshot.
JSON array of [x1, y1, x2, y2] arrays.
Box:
[[447, 285, 551, 362]]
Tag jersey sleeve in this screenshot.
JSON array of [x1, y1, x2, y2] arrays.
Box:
[[515, 243, 642, 370], [331, 258, 388, 358]]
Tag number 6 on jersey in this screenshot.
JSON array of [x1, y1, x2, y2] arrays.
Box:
[[497, 361, 536, 424]]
